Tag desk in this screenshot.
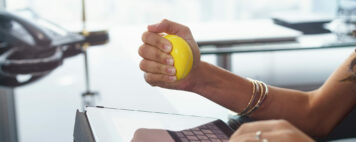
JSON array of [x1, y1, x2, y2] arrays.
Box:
[[192, 20, 356, 70]]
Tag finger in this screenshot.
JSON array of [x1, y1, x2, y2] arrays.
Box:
[[140, 60, 176, 76], [231, 132, 271, 142], [245, 131, 290, 142], [261, 131, 288, 142], [147, 19, 193, 39], [230, 133, 260, 142], [138, 44, 174, 66], [258, 128, 314, 142], [141, 31, 172, 53], [144, 73, 176, 85], [233, 120, 286, 137]]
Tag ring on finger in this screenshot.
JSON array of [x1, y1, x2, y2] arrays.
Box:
[[255, 130, 262, 140]]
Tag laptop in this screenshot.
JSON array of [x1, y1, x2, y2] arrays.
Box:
[[74, 106, 237, 142]]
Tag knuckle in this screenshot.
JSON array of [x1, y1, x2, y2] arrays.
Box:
[[144, 74, 158, 87], [280, 119, 289, 123], [277, 119, 289, 125], [154, 37, 163, 46], [145, 78, 154, 86], [274, 119, 291, 129], [159, 53, 168, 64], [274, 129, 295, 140], [141, 32, 150, 42], [182, 25, 191, 33], [231, 130, 241, 138], [161, 75, 168, 81], [162, 19, 169, 23], [154, 51, 162, 60], [239, 137, 252, 142], [144, 73, 152, 82], [138, 45, 145, 57], [239, 123, 250, 130], [139, 60, 146, 70], [156, 63, 163, 72]]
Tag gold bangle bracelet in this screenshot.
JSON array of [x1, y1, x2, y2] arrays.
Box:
[[255, 81, 269, 109], [243, 81, 269, 116], [239, 79, 261, 116], [238, 79, 258, 115]]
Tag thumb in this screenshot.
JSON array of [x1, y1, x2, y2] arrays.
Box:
[[147, 19, 191, 38]]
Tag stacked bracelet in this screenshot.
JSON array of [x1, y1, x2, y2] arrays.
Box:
[[238, 79, 259, 115], [238, 78, 269, 116]]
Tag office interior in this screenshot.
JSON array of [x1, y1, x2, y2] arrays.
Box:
[[0, 0, 356, 142]]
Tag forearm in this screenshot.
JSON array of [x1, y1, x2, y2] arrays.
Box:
[[189, 61, 253, 112], [189, 61, 314, 134]]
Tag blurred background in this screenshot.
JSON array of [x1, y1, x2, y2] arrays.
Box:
[[1, 0, 355, 141], [5, 0, 338, 29]]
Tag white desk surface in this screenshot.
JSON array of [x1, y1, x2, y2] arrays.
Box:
[[189, 19, 302, 45]]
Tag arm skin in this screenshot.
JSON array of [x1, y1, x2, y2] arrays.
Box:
[[139, 19, 356, 138], [188, 53, 356, 137]]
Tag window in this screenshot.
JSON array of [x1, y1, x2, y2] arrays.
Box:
[[0, 0, 5, 9], [6, 0, 337, 30]]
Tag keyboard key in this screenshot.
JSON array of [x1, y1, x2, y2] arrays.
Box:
[[197, 135, 209, 140], [199, 125, 208, 129], [187, 136, 199, 141], [211, 139, 222, 142], [181, 138, 189, 142], [192, 127, 200, 131], [182, 131, 194, 136], [176, 132, 185, 137], [207, 134, 218, 139], [193, 130, 204, 135], [214, 130, 224, 135], [217, 134, 228, 139], [202, 129, 213, 134]]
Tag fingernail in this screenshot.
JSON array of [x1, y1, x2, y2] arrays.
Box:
[[166, 58, 174, 65], [169, 76, 176, 81], [167, 67, 176, 74], [164, 45, 172, 52]]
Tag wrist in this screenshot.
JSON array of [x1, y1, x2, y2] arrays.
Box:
[[180, 61, 206, 92], [185, 61, 211, 94]]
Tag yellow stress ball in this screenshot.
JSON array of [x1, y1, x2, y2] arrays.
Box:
[[164, 35, 193, 80]]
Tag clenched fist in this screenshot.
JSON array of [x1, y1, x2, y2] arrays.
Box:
[[139, 19, 201, 90]]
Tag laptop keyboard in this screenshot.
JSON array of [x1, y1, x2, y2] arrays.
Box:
[[168, 121, 230, 142]]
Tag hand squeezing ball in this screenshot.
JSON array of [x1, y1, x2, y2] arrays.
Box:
[[164, 35, 193, 80]]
